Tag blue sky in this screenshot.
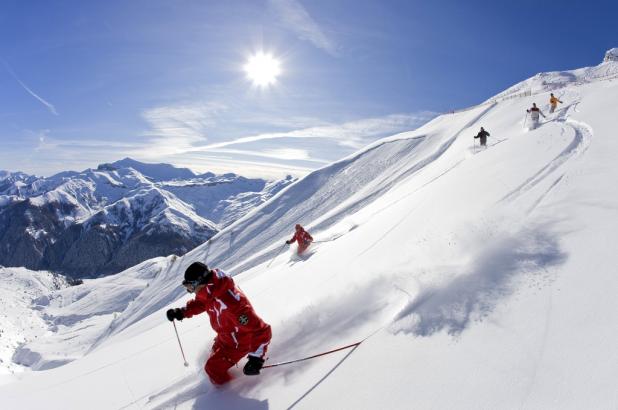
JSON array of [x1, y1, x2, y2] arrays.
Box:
[[1, 0, 615, 178]]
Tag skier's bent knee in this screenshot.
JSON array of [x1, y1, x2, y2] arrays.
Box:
[[205, 361, 232, 385]]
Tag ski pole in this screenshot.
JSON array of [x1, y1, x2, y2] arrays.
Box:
[[267, 243, 287, 267], [523, 112, 528, 128], [172, 321, 189, 367], [262, 341, 362, 369]]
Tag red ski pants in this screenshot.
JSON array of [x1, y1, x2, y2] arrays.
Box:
[[297, 240, 312, 255], [204, 327, 272, 385]]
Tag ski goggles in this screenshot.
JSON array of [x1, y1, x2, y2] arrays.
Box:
[[182, 279, 200, 293]]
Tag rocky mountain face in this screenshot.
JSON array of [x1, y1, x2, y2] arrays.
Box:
[[0, 158, 294, 278]]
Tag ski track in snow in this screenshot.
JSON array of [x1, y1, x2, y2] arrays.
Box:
[[500, 99, 593, 210], [285, 345, 359, 410], [383, 98, 589, 337], [527, 174, 566, 215], [148, 376, 212, 410], [355, 158, 463, 257], [518, 275, 554, 410], [355, 103, 497, 256]]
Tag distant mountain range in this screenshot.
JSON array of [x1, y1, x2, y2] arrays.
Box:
[[0, 158, 294, 278]]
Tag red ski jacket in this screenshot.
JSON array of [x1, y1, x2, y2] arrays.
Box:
[[183, 269, 271, 350], [288, 228, 313, 245]]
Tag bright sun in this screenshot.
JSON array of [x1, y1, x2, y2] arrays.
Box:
[[244, 52, 281, 87]]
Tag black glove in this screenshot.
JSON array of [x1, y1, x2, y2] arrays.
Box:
[[166, 308, 184, 322], [243, 355, 265, 376], [285, 240, 291, 245]]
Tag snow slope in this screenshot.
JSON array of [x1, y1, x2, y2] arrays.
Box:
[[0, 268, 71, 377], [11, 257, 174, 372], [1, 57, 617, 409]]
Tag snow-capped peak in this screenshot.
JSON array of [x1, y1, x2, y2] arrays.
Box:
[[604, 47, 618, 62], [103, 157, 197, 182]]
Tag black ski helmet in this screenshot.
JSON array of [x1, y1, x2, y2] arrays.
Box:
[[184, 262, 210, 284]]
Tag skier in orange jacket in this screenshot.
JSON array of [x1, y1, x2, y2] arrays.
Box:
[[549, 93, 563, 113], [286, 224, 313, 255]]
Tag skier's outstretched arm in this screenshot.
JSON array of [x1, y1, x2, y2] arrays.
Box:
[[184, 298, 207, 318]]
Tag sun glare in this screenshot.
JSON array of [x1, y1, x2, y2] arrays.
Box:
[[244, 52, 281, 87]]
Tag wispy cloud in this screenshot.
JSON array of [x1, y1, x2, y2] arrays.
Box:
[[8, 100, 434, 179], [189, 112, 437, 152], [269, 0, 338, 56], [3, 60, 58, 116], [0, 129, 147, 176], [132, 100, 436, 178], [30, 132, 142, 160], [138, 99, 436, 159], [209, 147, 327, 163], [140, 102, 228, 153], [236, 114, 331, 130]]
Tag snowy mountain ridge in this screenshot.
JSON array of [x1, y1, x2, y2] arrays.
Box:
[[488, 54, 618, 102], [0, 158, 294, 277], [1, 51, 617, 409]]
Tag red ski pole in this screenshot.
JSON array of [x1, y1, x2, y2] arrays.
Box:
[[262, 326, 384, 369], [262, 341, 362, 369]]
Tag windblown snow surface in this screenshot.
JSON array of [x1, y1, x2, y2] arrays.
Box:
[[1, 60, 618, 409]]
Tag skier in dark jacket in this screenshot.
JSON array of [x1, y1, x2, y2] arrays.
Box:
[[474, 127, 490, 147], [166, 262, 272, 385]]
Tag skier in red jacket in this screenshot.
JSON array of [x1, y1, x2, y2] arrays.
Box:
[[166, 262, 272, 385], [286, 224, 313, 255]]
